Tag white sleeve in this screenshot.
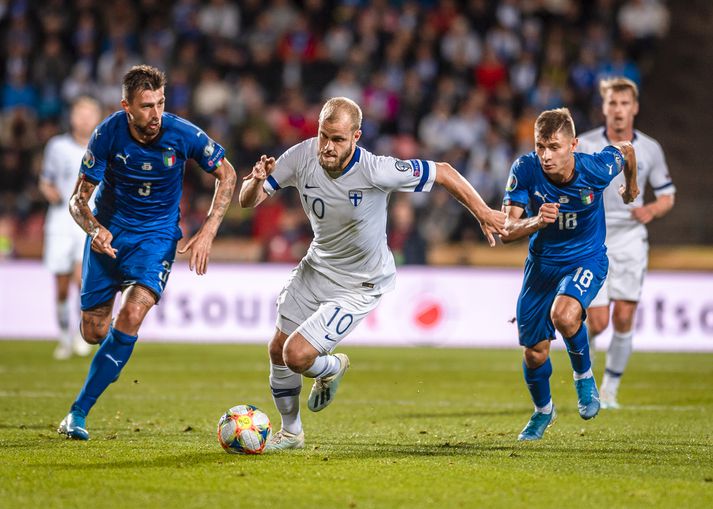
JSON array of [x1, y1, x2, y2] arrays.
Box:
[[262, 142, 304, 195], [371, 156, 437, 193], [647, 140, 675, 197], [41, 138, 62, 184]]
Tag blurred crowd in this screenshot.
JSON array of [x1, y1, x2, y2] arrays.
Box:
[[0, 0, 670, 263]]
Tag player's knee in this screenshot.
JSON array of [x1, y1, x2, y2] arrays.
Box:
[[283, 349, 309, 374], [587, 313, 609, 336], [612, 310, 634, 332], [523, 348, 548, 368], [115, 305, 145, 331], [551, 309, 580, 338], [268, 338, 286, 365], [80, 319, 108, 345]]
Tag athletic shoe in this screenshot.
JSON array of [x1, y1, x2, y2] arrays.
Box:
[[307, 353, 350, 412], [575, 376, 600, 420], [73, 334, 92, 357], [600, 390, 621, 409], [57, 408, 89, 440], [518, 406, 557, 441], [264, 429, 305, 451], [53, 343, 72, 360]]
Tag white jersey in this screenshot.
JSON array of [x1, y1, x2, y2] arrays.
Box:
[[263, 139, 437, 295], [41, 133, 94, 235], [577, 128, 675, 231]]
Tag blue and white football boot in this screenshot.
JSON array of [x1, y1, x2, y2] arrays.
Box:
[[575, 376, 600, 419], [518, 406, 557, 441], [58, 407, 89, 440]]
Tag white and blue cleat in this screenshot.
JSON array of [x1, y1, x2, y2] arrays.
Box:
[[307, 353, 350, 412], [575, 376, 600, 420], [518, 406, 557, 441], [58, 408, 89, 440]]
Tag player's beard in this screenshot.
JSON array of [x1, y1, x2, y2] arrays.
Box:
[[133, 117, 161, 139], [319, 146, 352, 178]]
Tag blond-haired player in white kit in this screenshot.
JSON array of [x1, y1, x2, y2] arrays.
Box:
[[577, 77, 675, 408], [240, 97, 506, 450], [39, 96, 102, 359]]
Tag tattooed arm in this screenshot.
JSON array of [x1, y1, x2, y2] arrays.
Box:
[[69, 176, 116, 258], [178, 157, 237, 275]]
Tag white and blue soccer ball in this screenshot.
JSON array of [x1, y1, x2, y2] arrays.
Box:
[[217, 404, 272, 454]]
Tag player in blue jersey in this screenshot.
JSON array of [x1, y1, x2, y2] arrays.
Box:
[[57, 65, 237, 440], [501, 108, 638, 441]]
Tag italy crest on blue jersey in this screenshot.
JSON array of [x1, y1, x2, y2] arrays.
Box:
[[80, 111, 225, 238], [503, 146, 625, 262]]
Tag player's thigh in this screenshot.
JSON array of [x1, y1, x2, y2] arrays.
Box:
[[114, 284, 157, 335], [117, 231, 178, 302], [80, 298, 115, 343], [556, 254, 609, 320], [516, 258, 560, 348], [296, 295, 379, 355], [81, 236, 121, 311], [44, 233, 76, 275], [607, 239, 648, 302]]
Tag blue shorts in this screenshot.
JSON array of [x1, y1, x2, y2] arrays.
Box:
[[80, 226, 178, 310], [516, 253, 608, 348]]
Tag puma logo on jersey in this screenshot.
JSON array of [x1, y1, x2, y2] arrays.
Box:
[[534, 191, 549, 202], [305, 184, 319, 189], [116, 153, 130, 164]]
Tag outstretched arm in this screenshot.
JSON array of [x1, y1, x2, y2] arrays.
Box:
[[69, 176, 116, 258], [178, 158, 237, 275], [239, 155, 275, 208], [434, 162, 506, 247], [500, 202, 560, 244], [612, 141, 639, 204]]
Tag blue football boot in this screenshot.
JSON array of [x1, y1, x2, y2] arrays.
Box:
[[518, 406, 557, 441], [575, 376, 600, 420], [58, 407, 89, 440]]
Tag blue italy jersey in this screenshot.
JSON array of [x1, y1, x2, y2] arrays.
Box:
[[503, 146, 625, 262], [80, 111, 225, 237]]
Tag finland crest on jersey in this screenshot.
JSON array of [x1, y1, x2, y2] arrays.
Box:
[[264, 138, 437, 294]]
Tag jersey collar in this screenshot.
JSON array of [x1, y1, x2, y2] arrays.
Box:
[[340, 146, 362, 177], [602, 127, 638, 143]]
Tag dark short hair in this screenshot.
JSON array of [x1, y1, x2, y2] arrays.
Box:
[[535, 107, 576, 140], [122, 65, 166, 103]]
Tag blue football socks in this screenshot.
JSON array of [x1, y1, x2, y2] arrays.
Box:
[[564, 324, 592, 375], [72, 326, 138, 415], [523, 357, 553, 409]]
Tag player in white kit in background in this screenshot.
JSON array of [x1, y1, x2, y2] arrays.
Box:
[[577, 77, 675, 408], [240, 97, 507, 451], [39, 96, 103, 360]]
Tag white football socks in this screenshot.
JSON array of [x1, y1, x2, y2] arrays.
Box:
[[269, 363, 302, 435], [606, 330, 634, 376], [303, 354, 342, 379]]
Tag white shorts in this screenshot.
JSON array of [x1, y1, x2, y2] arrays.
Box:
[[43, 229, 87, 274], [276, 261, 381, 354], [590, 226, 648, 307]]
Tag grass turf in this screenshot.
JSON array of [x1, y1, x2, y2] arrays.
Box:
[[1, 340, 712, 508]]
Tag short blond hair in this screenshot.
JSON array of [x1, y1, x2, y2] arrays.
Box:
[[599, 76, 639, 101], [535, 107, 576, 140], [319, 97, 362, 132]]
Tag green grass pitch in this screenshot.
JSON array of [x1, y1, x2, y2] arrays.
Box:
[[1, 340, 712, 508]]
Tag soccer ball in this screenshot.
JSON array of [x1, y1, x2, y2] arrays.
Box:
[[217, 404, 272, 454]]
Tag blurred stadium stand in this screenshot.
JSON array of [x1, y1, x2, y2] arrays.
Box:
[[0, 0, 710, 268]]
